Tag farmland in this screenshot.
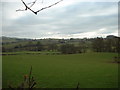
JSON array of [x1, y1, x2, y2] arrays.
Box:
[[2, 52, 118, 88]]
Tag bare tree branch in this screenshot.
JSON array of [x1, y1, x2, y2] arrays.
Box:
[[28, 0, 37, 8], [16, 0, 37, 12], [17, 0, 37, 14], [16, 0, 63, 15], [35, 0, 63, 14]]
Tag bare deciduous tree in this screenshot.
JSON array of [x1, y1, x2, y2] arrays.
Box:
[[16, 0, 63, 15]]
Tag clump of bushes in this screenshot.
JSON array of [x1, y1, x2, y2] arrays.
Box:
[[114, 56, 120, 63], [8, 66, 36, 89], [7, 66, 80, 89]]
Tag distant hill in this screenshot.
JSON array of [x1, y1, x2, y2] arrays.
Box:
[[106, 35, 118, 39], [1, 35, 119, 44], [1, 36, 32, 44], [1, 35, 119, 53]]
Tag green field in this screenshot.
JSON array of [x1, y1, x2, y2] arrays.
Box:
[[2, 52, 118, 88]]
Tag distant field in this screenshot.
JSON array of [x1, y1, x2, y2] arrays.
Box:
[[2, 51, 61, 55], [2, 52, 118, 88]]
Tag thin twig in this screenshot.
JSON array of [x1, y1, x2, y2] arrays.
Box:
[[28, 0, 37, 8], [17, 0, 63, 15], [16, 0, 37, 14], [29, 66, 32, 88], [16, 0, 37, 11], [35, 0, 63, 14], [76, 82, 80, 89]]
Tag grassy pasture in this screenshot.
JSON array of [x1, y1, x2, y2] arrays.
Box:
[[2, 52, 118, 88]]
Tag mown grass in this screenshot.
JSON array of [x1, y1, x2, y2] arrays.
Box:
[[2, 52, 118, 88]]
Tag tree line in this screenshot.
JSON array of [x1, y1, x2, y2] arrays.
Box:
[[92, 37, 120, 53], [2, 35, 120, 54]]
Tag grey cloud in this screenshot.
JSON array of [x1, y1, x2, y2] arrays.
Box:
[[2, 1, 118, 38]]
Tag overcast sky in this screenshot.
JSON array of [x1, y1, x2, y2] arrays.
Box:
[[1, 0, 119, 39]]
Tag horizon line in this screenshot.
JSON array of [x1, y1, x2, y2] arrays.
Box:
[[1, 35, 119, 40]]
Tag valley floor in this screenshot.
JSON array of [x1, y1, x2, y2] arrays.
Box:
[[2, 52, 118, 88]]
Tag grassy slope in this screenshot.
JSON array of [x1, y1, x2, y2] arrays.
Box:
[[2, 53, 118, 88]]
